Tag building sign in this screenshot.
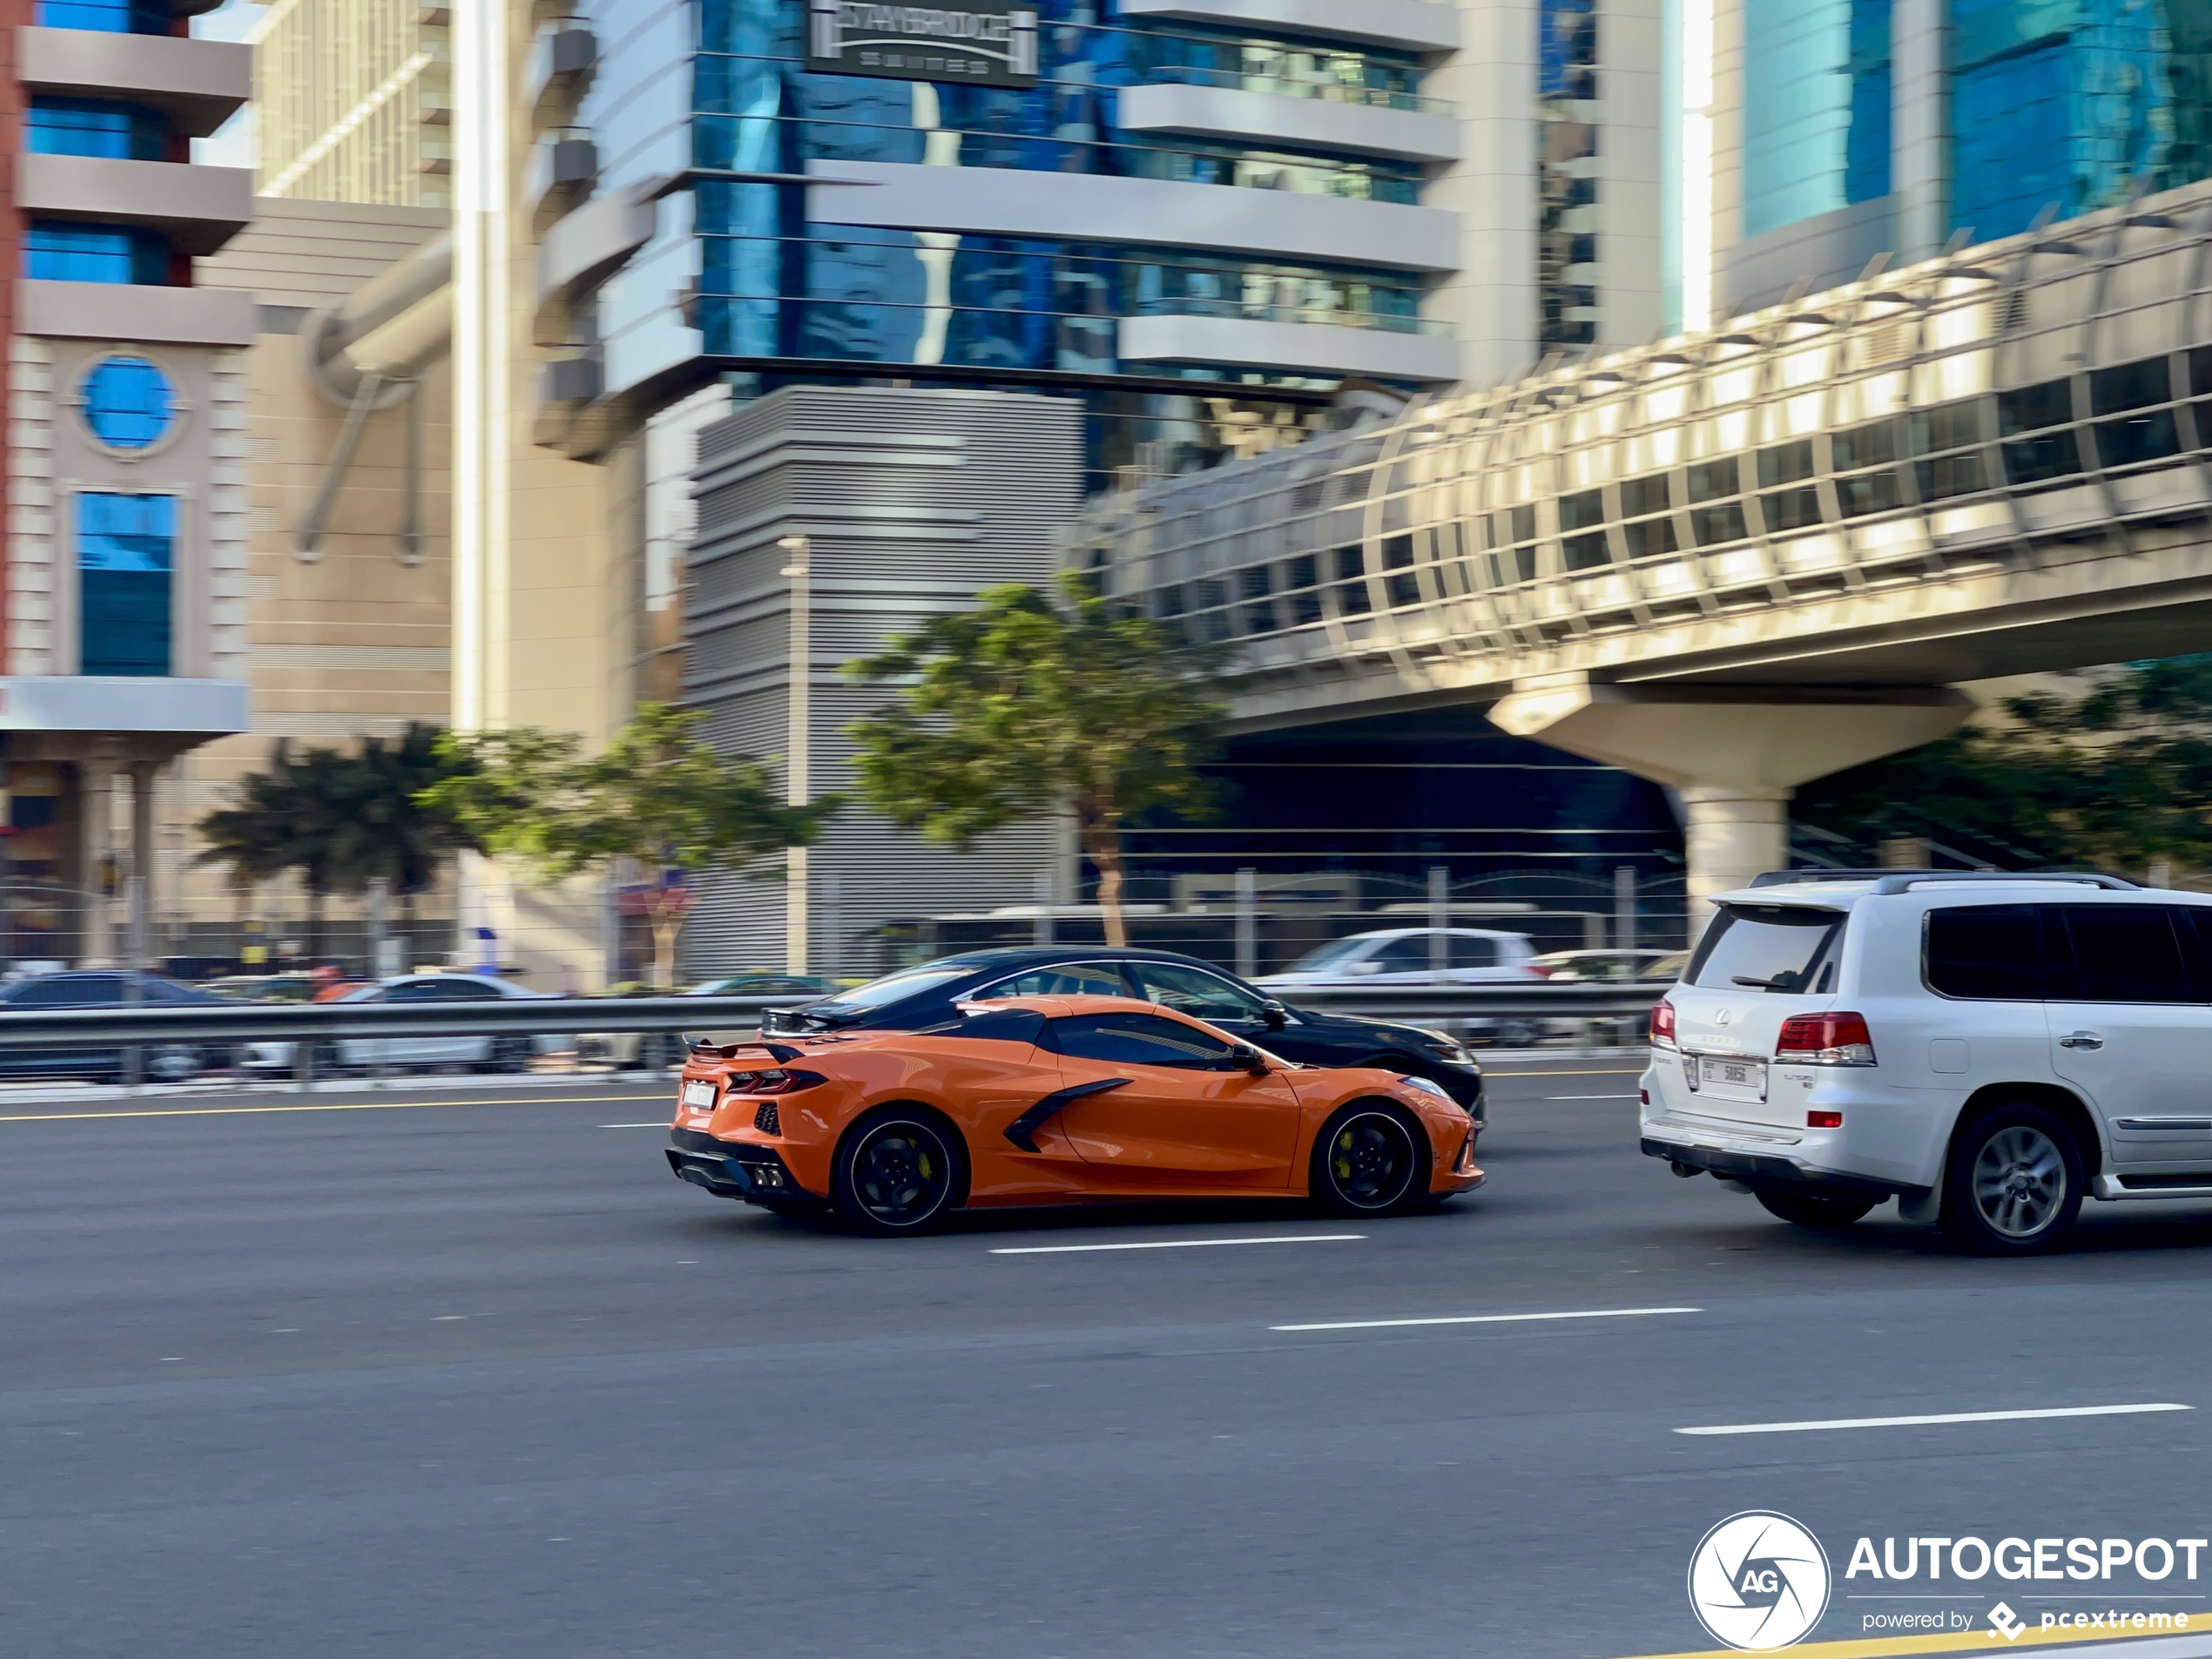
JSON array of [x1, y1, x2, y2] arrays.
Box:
[[806, 0, 1040, 89]]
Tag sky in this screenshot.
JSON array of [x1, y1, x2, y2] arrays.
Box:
[[191, 0, 266, 173]]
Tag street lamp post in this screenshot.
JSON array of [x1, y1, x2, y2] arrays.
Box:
[[778, 533, 811, 974]]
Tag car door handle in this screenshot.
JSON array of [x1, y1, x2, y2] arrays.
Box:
[[2058, 1032, 2105, 1050]]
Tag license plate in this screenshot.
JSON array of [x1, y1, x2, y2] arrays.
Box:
[[1694, 1055, 1767, 1103], [682, 1081, 718, 1109]]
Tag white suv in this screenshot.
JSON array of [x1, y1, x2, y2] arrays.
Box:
[[1640, 872, 2212, 1253]]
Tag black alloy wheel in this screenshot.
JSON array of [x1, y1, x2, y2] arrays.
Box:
[[1312, 1103, 1428, 1216], [1941, 1103, 2085, 1255], [833, 1110, 964, 1236], [1755, 1189, 1878, 1230]]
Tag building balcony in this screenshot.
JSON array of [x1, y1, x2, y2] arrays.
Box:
[[1119, 311, 1461, 382], [804, 160, 1458, 271], [535, 185, 653, 345], [1117, 0, 1459, 52], [524, 17, 594, 133], [17, 153, 252, 256], [1118, 82, 1459, 164], [17, 25, 248, 137], [17, 278, 256, 345], [526, 128, 595, 232]]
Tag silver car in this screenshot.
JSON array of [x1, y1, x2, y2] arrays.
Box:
[[242, 973, 569, 1076]]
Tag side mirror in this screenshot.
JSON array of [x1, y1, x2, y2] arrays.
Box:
[[1228, 1042, 1270, 1076], [1261, 999, 1289, 1030]]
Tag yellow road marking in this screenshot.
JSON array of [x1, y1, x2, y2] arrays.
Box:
[[1618, 1610, 2203, 1659], [0, 1093, 670, 1124]]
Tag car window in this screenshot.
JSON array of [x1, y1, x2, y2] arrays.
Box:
[[1284, 935, 1371, 972], [940, 1006, 1048, 1043], [1686, 904, 1843, 993], [1132, 963, 1266, 1021], [818, 965, 971, 1008], [383, 980, 447, 1002], [1367, 936, 1432, 974], [1043, 1011, 1237, 1069], [1925, 905, 2048, 1001], [981, 962, 1133, 999], [2049, 905, 2196, 1004], [1450, 934, 1499, 968], [5, 974, 120, 1007], [435, 980, 506, 1000]]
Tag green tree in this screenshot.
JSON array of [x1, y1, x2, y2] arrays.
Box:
[[844, 570, 1227, 948], [1797, 656, 2212, 875], [199, 725, 481, 963], [422, 702, 834, 988]]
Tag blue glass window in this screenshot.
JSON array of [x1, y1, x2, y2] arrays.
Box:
[[24, 220, 169, 284], [1949, 0, 2195, 243], [35, 0, 168, 31], [28, 98, 169, 160], [1742, 0, 1891, 239], [78, 356, 174, 449], [78, 493, 174, 678]]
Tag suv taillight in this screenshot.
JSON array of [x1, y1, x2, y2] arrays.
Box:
[[1649, 1000, 1676, 1048], [1775, 1012, 1876, 1067]]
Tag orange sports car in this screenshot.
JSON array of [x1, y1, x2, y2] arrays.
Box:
[[664, 994, 1486, 1234]]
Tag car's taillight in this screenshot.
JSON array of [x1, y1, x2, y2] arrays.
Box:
[[1807, 1109, 1844, 1128], [1649, 1000, 1677, 1048], [1527, 962, 1555, 979], [725, 1068, 826, 1095], [1776, 1012, 1876, 1067]]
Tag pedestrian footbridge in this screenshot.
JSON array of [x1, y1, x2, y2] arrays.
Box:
[[1074, 179, 2212, 909]]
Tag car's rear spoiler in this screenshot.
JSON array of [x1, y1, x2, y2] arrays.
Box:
[[685, 1036, 805, 1062]]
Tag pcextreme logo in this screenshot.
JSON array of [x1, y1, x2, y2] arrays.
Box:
[[1689, 1511, 1833, 1651]]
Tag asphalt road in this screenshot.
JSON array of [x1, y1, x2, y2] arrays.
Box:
[[7, 1060, 2212, 1658]]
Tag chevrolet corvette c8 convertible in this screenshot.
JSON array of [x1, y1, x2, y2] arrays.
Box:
[[664, 994, 1485, 1234]]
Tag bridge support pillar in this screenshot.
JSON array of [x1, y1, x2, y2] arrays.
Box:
[[1487, 677, 1973, 928]]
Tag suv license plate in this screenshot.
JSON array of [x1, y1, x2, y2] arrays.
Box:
[[1695, 1056, 1768, 1103], [682, 1081, 718, 1109]]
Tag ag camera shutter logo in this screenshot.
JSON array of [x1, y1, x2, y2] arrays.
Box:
[[1689, 1511, 1833, 1650]]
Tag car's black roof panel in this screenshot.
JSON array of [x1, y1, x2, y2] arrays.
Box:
[[902, 946, 1226, 972]]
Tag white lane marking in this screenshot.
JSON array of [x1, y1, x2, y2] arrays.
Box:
[[1547, 1093, 1638, 1100], [1272, 1305, 1700, 1332], [990, 1234, 1366, 1256], [599, 1123, 670, 1129], [1677, 1402, 2192, 1437]]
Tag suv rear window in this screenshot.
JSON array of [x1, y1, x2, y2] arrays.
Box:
[[1686, 904, 1843, 993]]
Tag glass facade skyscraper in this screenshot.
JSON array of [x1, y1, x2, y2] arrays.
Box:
[[1740, 0, 1891, 240], [568, 0, 1460, 480], [1952, 0, 2212, 241], [1714, 0, 2212, 314]]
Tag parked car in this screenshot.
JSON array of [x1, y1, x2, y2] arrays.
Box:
[[240, 973, 568, 1076], [0, 969, 229, 1082], [1532, 948, 1682, 982], [754, 946, 1484, 1125], [1256, 927, 1543, 989], [577, 974, 848, 1069], [1642, 870, 2212, 1253], [205, 974, 324, 1003], [689, 974, 843, 998], [669, 993, 1484, 1233]]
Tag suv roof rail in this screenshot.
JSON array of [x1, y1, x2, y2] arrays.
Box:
[[1746, 868, 2138, 894], [1747, 868, 1939, 887], [1870, 871, 2136, 895]]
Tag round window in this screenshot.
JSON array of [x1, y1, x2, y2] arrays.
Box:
[[78, 355, 175, 450]]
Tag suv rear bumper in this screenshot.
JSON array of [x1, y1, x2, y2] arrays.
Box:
[[1639, 1134, 1898, 1201]]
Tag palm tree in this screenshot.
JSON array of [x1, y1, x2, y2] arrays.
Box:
[[198, 725, 479, 966]]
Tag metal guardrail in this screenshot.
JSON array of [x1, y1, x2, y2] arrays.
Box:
[[0, 984, 1664, 1055]]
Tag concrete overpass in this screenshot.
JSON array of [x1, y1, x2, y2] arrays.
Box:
[[1076, 179, 2212, 911]]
